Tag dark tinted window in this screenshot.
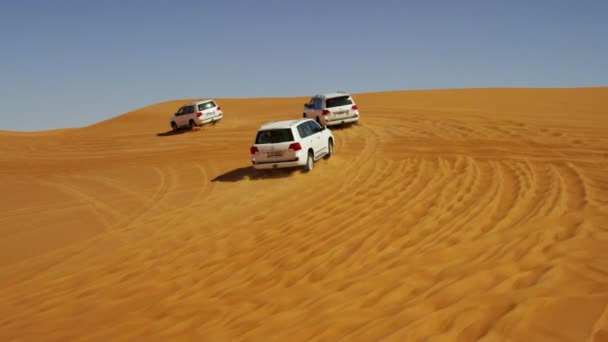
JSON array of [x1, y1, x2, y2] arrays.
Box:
[[325, 96, 353, 108], [297, 123, 313, 138], [198, 101, 217, 111], [176, 107, 184, 115], [255, 129, 294, 144], [183, 105, 195, 114], [314, 98, 322, 109], [307, 120, 323, 134]]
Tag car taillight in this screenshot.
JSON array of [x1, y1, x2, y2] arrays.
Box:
[[322, 109, 330, 115], [288, 142, 302, 151], [217, 106, 221, 110], [196, 112, 203, 117], [250, 146, 259, 154], [352, 105, 358, 110]]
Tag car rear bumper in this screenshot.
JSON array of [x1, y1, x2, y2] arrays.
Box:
[[198, 112, 223, 124], [252, 158, 304, 170], [325, 115, 359, 126]]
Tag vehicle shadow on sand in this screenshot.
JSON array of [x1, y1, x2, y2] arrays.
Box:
[[327, 122, 359, 131], [156, 128, 198, 137], [212, 166, 301, 182]]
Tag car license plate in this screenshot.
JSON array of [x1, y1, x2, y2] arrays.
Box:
[[267, 152, 282, 157]]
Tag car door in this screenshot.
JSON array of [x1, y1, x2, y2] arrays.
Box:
[[307, 120, 326, 156], [297, 122, 314, 152], [314, 97, 323, 120], [183, 105, 195, 124], [174, 107, 185, 127]]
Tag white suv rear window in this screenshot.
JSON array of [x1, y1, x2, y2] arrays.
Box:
[[198, 101, 217, 111], [325, 96, 353, 108], [255, 129, 294, 144]]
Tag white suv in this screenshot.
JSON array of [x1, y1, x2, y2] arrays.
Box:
[[303, 92, 359, 126], [250, 119, 334, 172], [170, 99, 223, 130]]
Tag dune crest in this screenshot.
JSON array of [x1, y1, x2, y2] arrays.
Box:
[[1, 88, 608, 340]]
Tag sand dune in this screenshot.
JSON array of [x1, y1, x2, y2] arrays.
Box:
[[1, 88, 608, 341]]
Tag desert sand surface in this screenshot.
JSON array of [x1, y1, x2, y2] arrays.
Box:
[[1, 88, 608, 341]]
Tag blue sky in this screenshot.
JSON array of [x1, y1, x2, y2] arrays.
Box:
[[1, 0, 607, 131]]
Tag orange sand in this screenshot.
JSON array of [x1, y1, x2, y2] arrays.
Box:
[[1, 88, 608, 340]]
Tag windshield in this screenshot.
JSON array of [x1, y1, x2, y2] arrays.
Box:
[[325, 96, 353, 108], [255, 129, 294, 144]]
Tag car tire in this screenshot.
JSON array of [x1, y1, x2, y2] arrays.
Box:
[[189, 120, 196, 130], [305, 151, 314, 172], [171, 122, 178, 131], [325, 139, 333, 159]]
